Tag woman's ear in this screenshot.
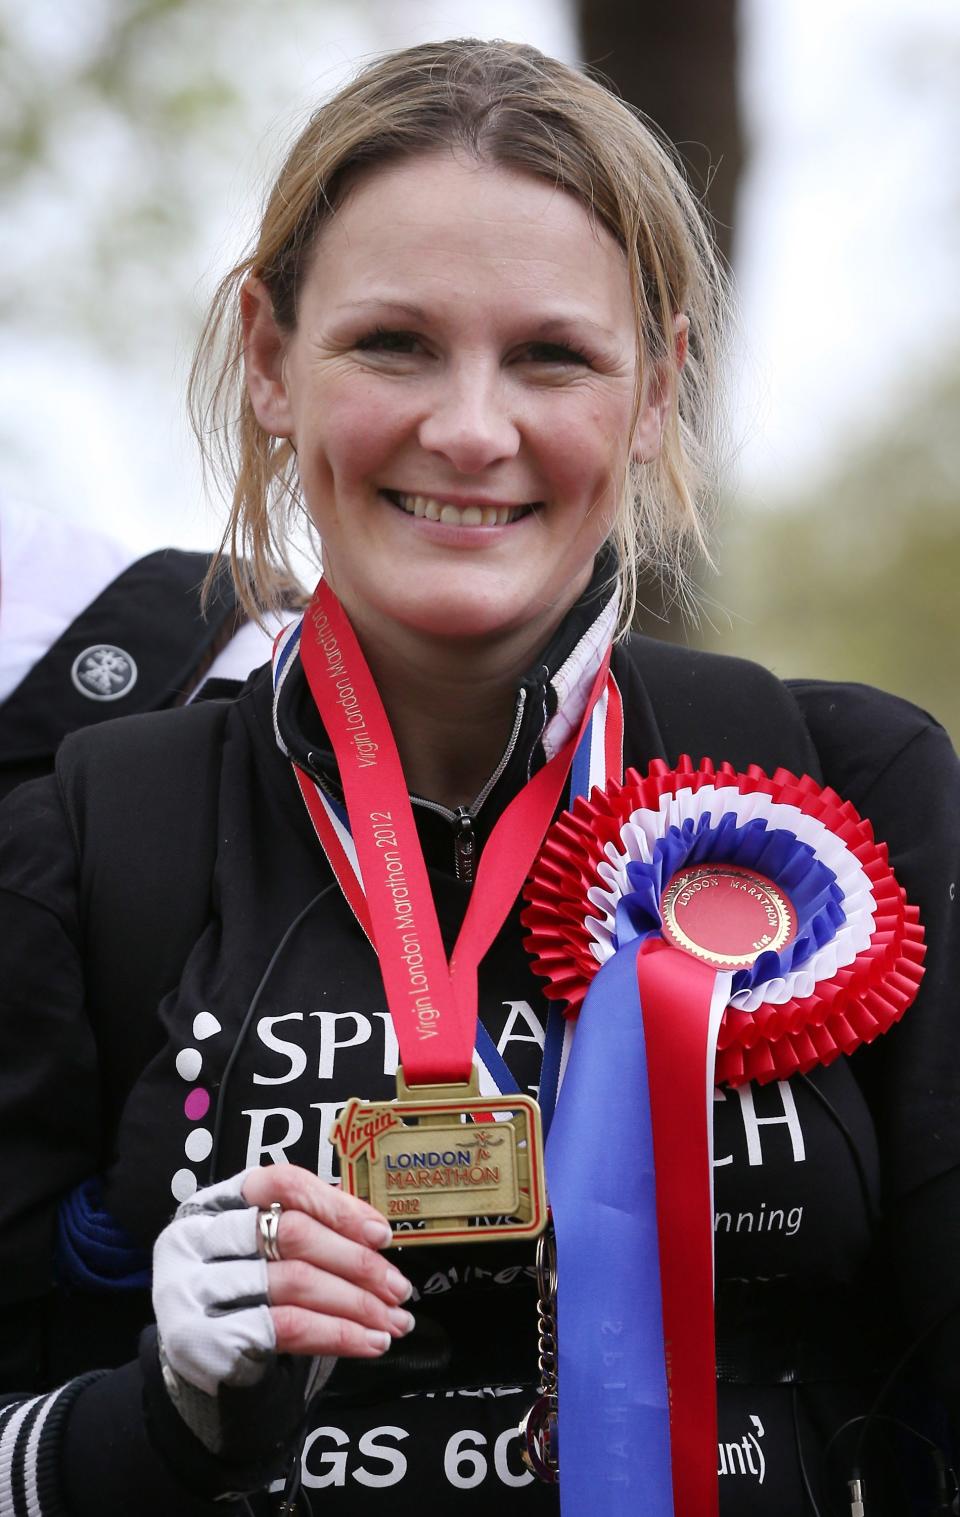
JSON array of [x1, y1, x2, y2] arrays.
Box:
[[631, 313, 690, 464], [241, 276, 294, 438]]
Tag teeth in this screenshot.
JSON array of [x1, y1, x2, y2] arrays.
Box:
[[390, 492, 527, 527]]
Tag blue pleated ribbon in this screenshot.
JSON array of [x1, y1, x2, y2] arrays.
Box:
[[615, 814, 844, 995]]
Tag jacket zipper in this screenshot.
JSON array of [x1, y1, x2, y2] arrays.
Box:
[[409, 688, 530, 883], [453, 808, 475, 884]]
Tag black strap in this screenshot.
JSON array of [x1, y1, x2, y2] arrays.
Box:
[[0, 549, 237, 800], [56, 699, 230, 1134]]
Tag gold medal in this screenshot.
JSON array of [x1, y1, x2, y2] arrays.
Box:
[[659, 862, 797, 970], [330, 1068, 547, 1247]]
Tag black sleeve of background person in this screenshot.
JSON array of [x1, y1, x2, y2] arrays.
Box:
[[0, 548, 237, 802]]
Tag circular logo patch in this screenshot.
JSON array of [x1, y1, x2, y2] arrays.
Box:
[[70, 644, 138, 702], [660, 864, 796, 970]]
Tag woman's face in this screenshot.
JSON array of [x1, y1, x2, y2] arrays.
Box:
[[246, 152, 662, 649]]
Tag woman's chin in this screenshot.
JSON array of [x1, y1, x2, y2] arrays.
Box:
[[378, 586, 553, 648]]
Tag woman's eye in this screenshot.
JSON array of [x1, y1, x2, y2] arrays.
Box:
[[355, 327, 421, 354], [521, 341, 591, 366]]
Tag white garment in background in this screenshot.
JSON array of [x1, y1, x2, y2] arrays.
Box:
[[195, 613, 289, 695], [0, 497, 284, 703], [0, 497, 134, 703]]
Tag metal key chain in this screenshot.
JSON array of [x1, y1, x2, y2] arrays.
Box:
[[519, 1216, 559, 1482]]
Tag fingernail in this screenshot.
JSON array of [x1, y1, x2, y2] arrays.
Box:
[[385, 1267, 413, 1303], [362, 1218, 393, 1248], [388, 1308, 415, 1336], [365, 1329, 391, 1353]]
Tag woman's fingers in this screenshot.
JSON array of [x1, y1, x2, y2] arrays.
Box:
[[269, 1205, 412, 1302], [267, 1258, 415, 1342], [270, 1304, 398, 1360], [242, 1163, 392, 1249]]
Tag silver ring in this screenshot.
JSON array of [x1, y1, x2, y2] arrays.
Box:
[[258, 1201, 283, 1263]]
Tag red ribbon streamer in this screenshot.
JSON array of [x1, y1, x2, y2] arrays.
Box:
[[636, 938, 720, 1517]]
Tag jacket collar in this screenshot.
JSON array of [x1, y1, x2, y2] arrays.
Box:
[[273, 550, 619, 825]]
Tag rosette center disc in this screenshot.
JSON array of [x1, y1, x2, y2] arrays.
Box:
[[659, 864, 797, 971]]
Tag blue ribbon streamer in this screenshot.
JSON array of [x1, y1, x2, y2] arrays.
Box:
[[545, 776, 854, 1514], [547, 936, 674, 1515], [546, 699, 674, 1514]]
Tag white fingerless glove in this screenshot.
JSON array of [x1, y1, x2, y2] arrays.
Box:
[[153, 1168, 274, 1397], [151, 1169, 332, 1459]]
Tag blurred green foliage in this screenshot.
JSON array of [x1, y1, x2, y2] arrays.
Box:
[[706, 364, 960, 749], [0, 0, 347, 355]]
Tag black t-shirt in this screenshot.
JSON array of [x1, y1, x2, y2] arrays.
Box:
[[0, 625, 958, 1516]]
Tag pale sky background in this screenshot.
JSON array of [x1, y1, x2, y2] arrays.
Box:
[[1, 0, 958, 555]]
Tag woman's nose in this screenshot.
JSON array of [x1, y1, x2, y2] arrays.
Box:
[[417, 368, 520, 474]]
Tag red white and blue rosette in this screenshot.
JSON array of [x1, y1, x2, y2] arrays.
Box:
[[521, 757, 925, 1517]]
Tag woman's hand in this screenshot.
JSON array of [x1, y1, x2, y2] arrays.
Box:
[[152, 1165, 413, 1408], [242, 1162, 414, 1359]]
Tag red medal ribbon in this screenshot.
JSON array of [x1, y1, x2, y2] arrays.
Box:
[[298, 579, 612, 1086]]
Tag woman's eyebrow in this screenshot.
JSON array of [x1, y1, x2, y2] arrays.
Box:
[[527, 315, 621, 344], [335, 298, 620, 344], [336, 297, 430, 322]]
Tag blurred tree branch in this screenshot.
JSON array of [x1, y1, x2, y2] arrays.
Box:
[[576, 0, 741, 270], [575, 0, 741, 642]]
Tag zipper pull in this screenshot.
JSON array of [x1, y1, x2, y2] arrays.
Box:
[[453, 807, 475, 885]]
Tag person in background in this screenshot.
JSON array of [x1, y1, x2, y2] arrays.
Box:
[[0, 495, 292, 800]]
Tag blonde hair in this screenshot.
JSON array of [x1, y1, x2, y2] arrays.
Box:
[[190, 38, 729, 633]]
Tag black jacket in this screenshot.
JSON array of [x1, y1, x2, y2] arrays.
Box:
[[0, 572, 957, 1515]]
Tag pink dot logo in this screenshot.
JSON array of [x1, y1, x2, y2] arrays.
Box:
[[184, 1088, 211, 1122]]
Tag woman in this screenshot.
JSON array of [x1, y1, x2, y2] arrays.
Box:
[[0, 38, 957, 1517]]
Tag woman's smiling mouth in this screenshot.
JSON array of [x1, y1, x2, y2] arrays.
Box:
[[382, 489, 535, 527]]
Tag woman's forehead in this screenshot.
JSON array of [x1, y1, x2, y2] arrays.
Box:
[[300, 152, 634, 330]]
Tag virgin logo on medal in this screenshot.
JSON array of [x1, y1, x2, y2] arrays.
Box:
[[330, 1100, 401, 1164]]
